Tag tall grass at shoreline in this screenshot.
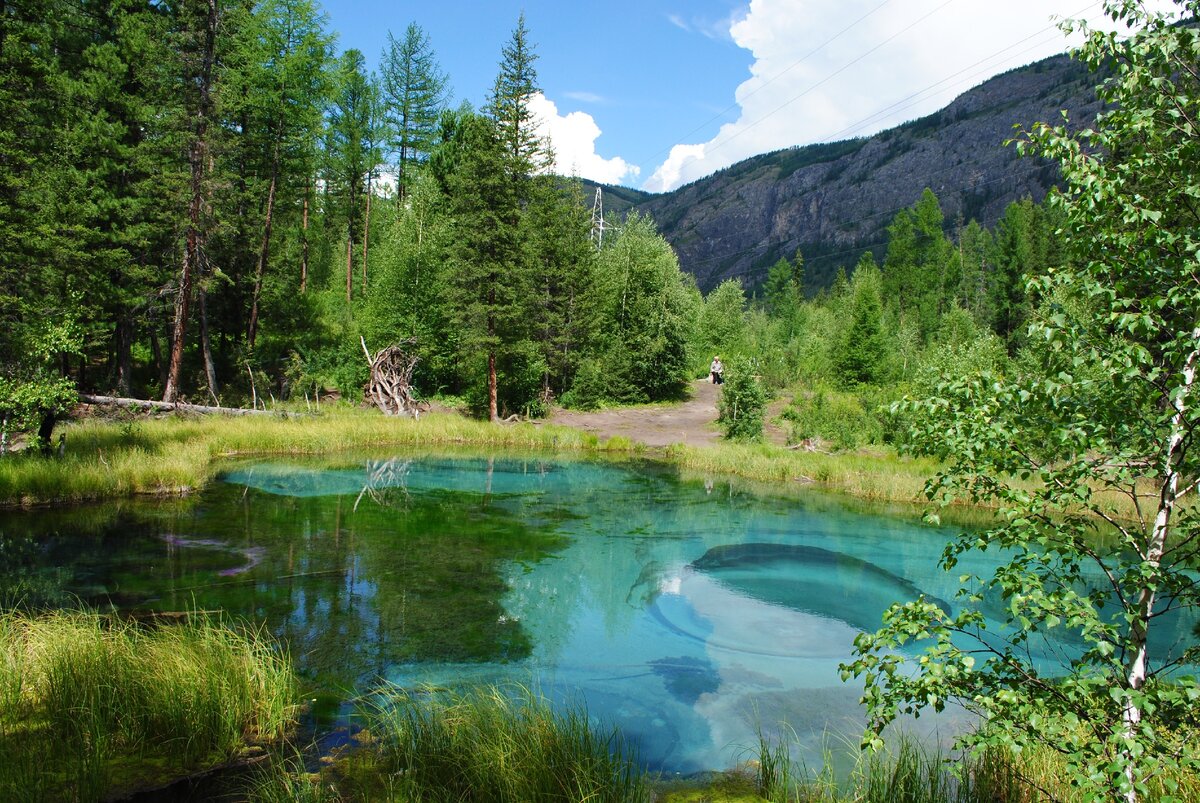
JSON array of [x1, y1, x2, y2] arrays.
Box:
[[343, 684, 650, 802], [0, 609, 294, 802], [0, 408, 942, 508]]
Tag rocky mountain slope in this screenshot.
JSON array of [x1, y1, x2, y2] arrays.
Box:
[[603, 53, 1101, 294]]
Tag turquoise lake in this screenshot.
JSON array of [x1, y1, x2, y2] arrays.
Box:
[[2, 454, 1193, 774]]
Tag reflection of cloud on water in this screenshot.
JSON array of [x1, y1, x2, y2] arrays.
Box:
[[669, 564, 973, 771], [691, 542, 952, 630], [654, 572, 857, 660], [650, 655, 720, 705]]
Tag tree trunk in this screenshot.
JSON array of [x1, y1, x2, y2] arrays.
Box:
[[164, 232, 196, 403], [300, 189, 309, 293], [151, 324, 165, 389], [164, 0, 217, 404], [1120, 328, 1200, 803], [81, 394, 278, 416], [488, 350, 498, 422], [361, 172, 371, 294], [487, 283, 497, 422], [199, 286, 219, 404], [247, 153, 279, 350], [345, 237, 353, 301], [115, 317, 133, 396], [36, 411, 56, 456]]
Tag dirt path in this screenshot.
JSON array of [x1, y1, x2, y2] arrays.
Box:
[[547, 380, 789, 448]]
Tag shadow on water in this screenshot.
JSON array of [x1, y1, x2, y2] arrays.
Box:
[[690, 542, 952, 633]]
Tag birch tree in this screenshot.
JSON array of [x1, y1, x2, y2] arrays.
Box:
[[845, 3, 1200, 800]]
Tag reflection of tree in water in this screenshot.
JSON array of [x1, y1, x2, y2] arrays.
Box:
[[0, 529, 73, 609], [0, 500, 198, 611], [354, 458, 412, 511], [107, 480, 565, 693]]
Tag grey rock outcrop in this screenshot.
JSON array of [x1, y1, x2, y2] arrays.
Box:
[[620, 53, 1099, 293]]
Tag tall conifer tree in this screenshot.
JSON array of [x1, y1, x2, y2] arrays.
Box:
[[380, 22, 449, 203]]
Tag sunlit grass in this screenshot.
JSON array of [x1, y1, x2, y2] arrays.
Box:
[[0, 609, 295, 802], [1, 407, 945, 508], [666, 440, 942, 507]]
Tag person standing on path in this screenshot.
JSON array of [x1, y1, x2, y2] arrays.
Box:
[[710, 356, 724, 385]]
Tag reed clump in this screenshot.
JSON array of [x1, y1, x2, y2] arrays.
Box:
[[0, 609, 295, 802], [351, 684, 651, 803]]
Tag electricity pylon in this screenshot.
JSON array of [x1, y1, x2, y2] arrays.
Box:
[[590, 187, 605, 248]]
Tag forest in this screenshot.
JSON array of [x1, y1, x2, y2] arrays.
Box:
[[0, 0, 1062, 448]]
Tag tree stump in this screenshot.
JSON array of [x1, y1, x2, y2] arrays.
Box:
[[362, 337, 421, 418]]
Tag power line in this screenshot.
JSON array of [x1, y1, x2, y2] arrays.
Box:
[[632, 4, 1108, 273]]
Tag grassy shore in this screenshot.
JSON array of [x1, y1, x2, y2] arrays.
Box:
[[0, 609, 294, 802], [0, 407, 942, 508]]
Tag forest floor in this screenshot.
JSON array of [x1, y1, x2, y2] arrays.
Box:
[[547, 379, 789, 448]]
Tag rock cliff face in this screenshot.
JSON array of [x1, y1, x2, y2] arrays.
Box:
[[618, 53, 1100, 294]]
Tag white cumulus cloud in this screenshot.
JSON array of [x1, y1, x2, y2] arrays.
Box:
[[644, 0, 1183, 192], [529, 93, 640, 186]]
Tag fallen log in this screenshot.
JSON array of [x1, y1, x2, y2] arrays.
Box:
[[79, 394, 280, 416]]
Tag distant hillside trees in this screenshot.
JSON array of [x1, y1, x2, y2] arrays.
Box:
[[693, 183, 1071, 444]]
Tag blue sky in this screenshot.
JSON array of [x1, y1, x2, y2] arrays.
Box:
[[319, 0, 1181, 192]]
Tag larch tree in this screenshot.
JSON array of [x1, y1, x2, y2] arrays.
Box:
[[380, 22, 449, 204], [833, 256, 889, 387], [487, 12, 547, 183], [240, 0, 332, 351], [326, 48, 380, 302], [524, 177, 598, 404]]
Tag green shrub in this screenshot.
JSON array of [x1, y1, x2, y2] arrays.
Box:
[[560, 357, 607, 410], [718, 363, 768, 441], [464, 345, 550, 419], [783, 384, 884, 450]]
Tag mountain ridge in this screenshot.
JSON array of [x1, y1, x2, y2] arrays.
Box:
[[588, 51, 1100, 294]]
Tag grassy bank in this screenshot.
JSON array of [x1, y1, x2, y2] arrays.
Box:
[[0, 407, 940, 508], [0, 609, 294, 802]]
